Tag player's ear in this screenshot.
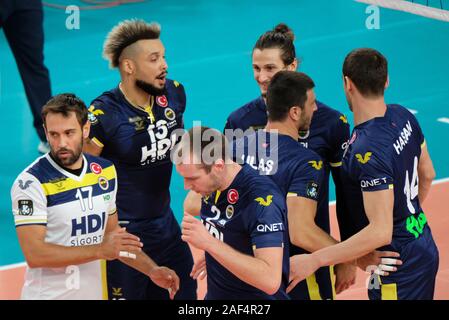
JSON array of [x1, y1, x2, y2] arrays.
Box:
[[212, 159, 225, 173], [82, 121, 91, 139], [343, 76, 351, 91], [385, 75, 390, 89], [289, 106, 301, 121], [288, 58, 298, 71], [121, 58, 135, 75]]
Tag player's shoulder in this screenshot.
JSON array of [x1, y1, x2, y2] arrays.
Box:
[[315, 100, 349, 127], [11, 155, 49, 194], [163, 79, 186, 112], [89, 87, 123, 119], [228, 96, 265, 123], [84, 153, 115, 171], [165, 78, 185, 91], [387, 103, 420, 127], [349, 125, 394, 168], [240, 165, 284, 203]]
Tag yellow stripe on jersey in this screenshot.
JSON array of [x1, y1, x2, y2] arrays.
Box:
[[15, 219, 47, 226], [287, 192, 297, 197], [91, 137, 104, 148], [330, 265, 337, 300], [101, 260, 108, 300], [381, 283, 398, 300], [41, 166, 116, 196], [388, 184, 394, 190], [214, 190, 221, 204], [421, 140, 426, 149], [306, 272, 322, 300], [329, 162, 342, 168]]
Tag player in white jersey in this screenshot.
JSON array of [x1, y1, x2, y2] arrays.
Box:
[[11, 93, 180, 300]]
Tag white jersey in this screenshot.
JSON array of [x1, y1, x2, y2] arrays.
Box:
[[11, 153, 117, 300]]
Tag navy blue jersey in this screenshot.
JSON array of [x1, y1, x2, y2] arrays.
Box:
[[233, 131, 323, 206], [341, 104, 439, 299], [200, 164, 289, 300], [341, 104, 434, 248], [225, 97, 350, 236], [88, 79, 185, 221]]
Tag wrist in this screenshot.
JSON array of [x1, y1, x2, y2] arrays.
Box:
[[94, 244, 104, 260], [203, 235, 218, 254]]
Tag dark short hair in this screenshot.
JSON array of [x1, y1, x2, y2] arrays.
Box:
[[253, 23, 296, 66], [41, 93, 88, 128], [343, 48, 388, 97], [266, 71, 315, 122]]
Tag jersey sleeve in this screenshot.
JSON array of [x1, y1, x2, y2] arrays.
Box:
[[330, 113, 351, 167], [106, 165, 118, 215], [287, 154, 324, 201], [171, 80, 186, 129], [246, 193, 286, 249], [11, 172, 48, 227], [88, 100, 115, 148], [351, 145, 394, 192]]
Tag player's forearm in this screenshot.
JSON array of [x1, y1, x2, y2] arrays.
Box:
[[206, 237, 281, 295], [119, 251, 158, 277], [292, 222, 339, 253], [25, 242, 102, 268], [313, 224, 390, 268]]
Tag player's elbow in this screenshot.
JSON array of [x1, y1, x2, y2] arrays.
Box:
[[260, 276, 281, 295], [373, 226, 392, 247], [25, 254, 45, 268], [420, 167, 436, 184]]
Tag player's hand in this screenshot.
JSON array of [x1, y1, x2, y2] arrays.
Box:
[[287, 254, 320, 294], [190, 250, 207, 280], [181, 214, 212, 251], [100, 227, 143, 260], [149, 266, 180, 300], [357, 250, 402, 276], [334, 261, 357, 294]]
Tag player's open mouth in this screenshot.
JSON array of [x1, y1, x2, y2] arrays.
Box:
[[156, 73, 167, 81]]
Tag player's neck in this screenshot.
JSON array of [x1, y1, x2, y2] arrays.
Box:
[[119, 81, 151, 107], [265, 121, 299, 140], [218, 162, 242, 192], [353, 96, 387, 126]]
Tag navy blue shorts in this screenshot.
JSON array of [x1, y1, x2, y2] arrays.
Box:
[[288, 266, 335, 300], [368, 231, 439, 300], [107, 213, 197, 300]]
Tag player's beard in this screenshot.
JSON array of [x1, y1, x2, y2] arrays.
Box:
[[298, 112, 311, 132], [51, 143, 83, 168], [136, 79, 166, 96]]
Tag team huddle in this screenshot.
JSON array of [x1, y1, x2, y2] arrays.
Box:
[[11, 19, 439, 300]]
